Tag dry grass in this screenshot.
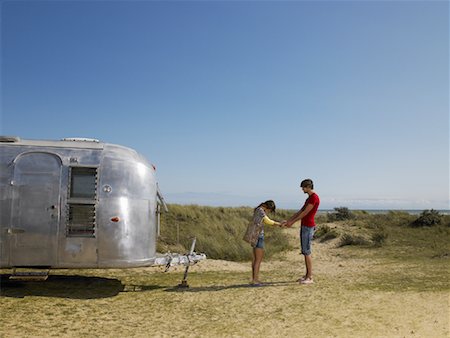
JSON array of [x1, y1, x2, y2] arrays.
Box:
[[1, 220, 449, 337], [157, 204, 293, 261]]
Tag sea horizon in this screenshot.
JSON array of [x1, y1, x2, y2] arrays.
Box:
[[317, 209, 450, 215]]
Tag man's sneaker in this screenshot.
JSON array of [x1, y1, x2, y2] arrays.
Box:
[[300, 278, 314, 285]]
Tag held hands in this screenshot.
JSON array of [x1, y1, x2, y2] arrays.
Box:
[[274, 220, 292, 228], [281, 220, 294, 228], [278, 220, 289, 228]]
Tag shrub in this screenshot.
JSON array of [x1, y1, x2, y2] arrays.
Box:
[[321, 230, 339, 242], [411, 209, 442, 227], [328, 207, 355, 222], [314, 224, 339, 242], [371, 227, 388, 247], [314, 224, 330, 238], [337, 233, 369, 247]]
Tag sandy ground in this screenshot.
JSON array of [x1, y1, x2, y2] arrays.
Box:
[[1, 227, 449, 337]]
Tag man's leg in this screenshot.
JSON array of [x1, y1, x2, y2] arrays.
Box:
[[300, 226, 315, 283], [304, 254, 312, 279]]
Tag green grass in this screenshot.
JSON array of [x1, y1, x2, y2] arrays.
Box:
[[157, 205, 450, 292], [355, 259, 450, 292], [157, 204, 294, 261], [336, 223, 450, 292], [158, 205, 450, 262], [2, 208, 450, 337]]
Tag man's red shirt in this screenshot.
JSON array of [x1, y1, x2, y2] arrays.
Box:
[[301, 193, 320, 227]]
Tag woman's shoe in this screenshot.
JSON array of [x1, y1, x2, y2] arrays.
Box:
[[300, 278, 314, 285]]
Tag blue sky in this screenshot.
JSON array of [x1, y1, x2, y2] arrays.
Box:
[[1, 0, 449, 210]]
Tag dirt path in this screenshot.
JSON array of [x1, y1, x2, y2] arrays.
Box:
[[1, 227, 449, 337]]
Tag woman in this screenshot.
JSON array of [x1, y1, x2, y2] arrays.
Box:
[[243, 200, 282, 285]]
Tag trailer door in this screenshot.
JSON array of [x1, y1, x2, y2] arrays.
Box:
[[10, 152, 62, 266]]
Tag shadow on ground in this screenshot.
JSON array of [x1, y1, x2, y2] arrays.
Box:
[[0, 274, 130, 299], [1, 274, 298, 298], [164, 280, 298, 293]]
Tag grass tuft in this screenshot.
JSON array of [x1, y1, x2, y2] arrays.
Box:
[[314, 224, 339, 242], [371, 226, 388, 247], [337, 233, 370, 247]]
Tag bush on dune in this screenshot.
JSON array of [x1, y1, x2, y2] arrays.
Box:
[[411, 209, 443, 227], [314, 224, 339, 242], [371, 226, 388, 247], [327, 207, 355, 222]]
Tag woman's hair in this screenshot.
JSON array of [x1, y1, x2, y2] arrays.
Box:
[[256, 200, 276, 213], [300, 179, 314, 189]]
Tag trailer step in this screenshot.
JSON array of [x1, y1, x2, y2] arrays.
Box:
[[9, 268, 49, 281]]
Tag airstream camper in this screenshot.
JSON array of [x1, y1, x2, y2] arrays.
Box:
[[0, 136, 205, 274]]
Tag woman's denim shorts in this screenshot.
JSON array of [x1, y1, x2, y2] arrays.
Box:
[[255, 234, 265, 249], [300, 225, 315, 255]]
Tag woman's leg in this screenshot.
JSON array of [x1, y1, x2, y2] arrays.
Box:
[[252, 247, 264, 283], [251, 250, 256, 281]]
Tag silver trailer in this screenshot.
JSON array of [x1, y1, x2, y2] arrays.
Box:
[[0, 136, 205, 272]]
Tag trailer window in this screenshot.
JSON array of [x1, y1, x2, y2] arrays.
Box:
[[67, 167, 97, 237], [67, 204, 96, 237], [70, 167, 97, 198]]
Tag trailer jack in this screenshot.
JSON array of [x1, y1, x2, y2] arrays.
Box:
[[177, 237, 198, 288], [154, 237, 206, 288]]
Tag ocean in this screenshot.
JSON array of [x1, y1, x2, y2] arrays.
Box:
[[318, 209, 450, 215]]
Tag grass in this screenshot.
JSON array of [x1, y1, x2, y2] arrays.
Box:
[[0, 205, 450, 337], [157, 204, 294, 261], [337, 233, 371, 247], [332, 219, 450, 292], [157, 206, 450, 294], [1, 207, 450, 337], [158, 205, 450, 261], [353, 258, 450, 292], [314, 224, 339, 242]]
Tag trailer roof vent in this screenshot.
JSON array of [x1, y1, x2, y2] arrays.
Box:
[[0, 136, 20, 143], [62, 137, 100, 143]]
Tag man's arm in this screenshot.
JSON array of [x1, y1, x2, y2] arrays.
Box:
[[285, 204, 314, 227]]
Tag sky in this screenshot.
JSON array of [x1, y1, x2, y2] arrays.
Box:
[[1, 0, 449, 210]]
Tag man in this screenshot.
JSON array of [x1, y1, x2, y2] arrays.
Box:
[[283, 179, 320, 284]]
